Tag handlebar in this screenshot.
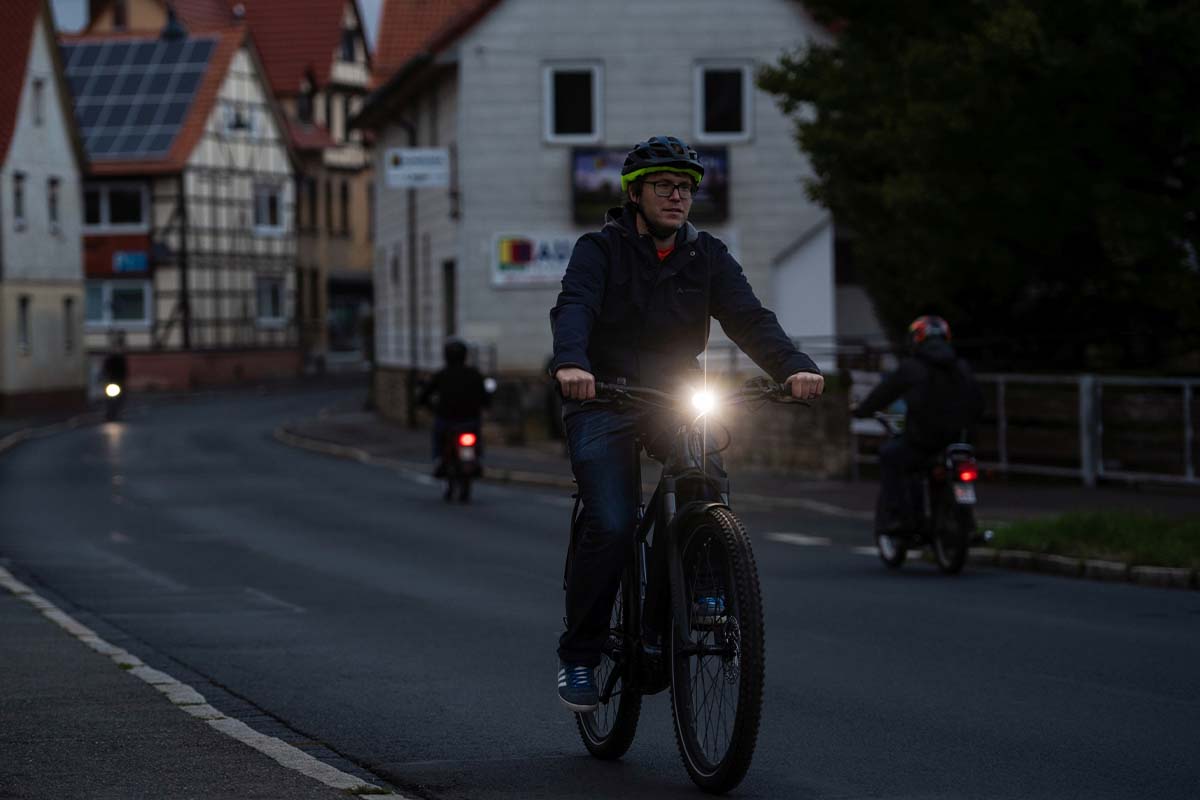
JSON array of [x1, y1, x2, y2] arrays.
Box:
[[592, 377, 807, 408]]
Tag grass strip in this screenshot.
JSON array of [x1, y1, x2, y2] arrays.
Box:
[[991, 512, 1200, 569]]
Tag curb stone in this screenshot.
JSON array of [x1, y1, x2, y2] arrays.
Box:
[[1129, 565, 1196, 589], [1035, 553, 1084, 577], [1084, 559, 1129, 581]]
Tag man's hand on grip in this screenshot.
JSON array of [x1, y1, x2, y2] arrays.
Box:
[[555, 367, 596, 400]]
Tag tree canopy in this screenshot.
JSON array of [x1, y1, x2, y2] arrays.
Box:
[[759, 0, 1200, 372]]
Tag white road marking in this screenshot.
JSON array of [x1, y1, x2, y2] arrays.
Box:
[[0, 565, 408, 799], [766, 532, 832, 547], [244, 587, 306, 614]]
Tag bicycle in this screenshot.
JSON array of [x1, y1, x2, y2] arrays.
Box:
[[562, 377, 804, 793]]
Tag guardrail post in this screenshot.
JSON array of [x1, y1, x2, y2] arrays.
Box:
[[996, 377, 1008, 472], [1079, 374, 1097, 487], [1184, 383, 1195, 482]]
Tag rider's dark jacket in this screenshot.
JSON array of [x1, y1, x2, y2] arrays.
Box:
[[853, 339, 985, 450], [549, 204, 819, 389]]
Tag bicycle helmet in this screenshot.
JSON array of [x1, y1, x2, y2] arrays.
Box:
[[907, 315, 952, 347], [620, 136, 705, 193]]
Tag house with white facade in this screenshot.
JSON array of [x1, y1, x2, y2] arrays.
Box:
[[357, 0, 841, 423], [0, 0, 88, 414], [60, 14, 298, 390]]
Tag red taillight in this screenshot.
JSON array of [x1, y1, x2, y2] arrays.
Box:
[[458, 432, 477, 447], [957, 464, 978, 482]]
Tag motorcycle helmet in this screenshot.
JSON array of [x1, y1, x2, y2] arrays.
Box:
[[619, 136, 705, 193], [907, 315, 952, 348], [443, 337, 468, 366]]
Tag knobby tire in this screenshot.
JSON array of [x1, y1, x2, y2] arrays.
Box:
[[669, 506, 764, 794], [576, 564, 642, 759]]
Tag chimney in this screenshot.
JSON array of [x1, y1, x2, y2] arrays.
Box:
[[162, 3, 188, 40]]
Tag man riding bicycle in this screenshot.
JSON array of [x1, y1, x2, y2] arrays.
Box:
[[549, 135, 824, 711]]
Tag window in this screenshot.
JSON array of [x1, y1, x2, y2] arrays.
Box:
[[253, 184, 283, 233], [13, 173, 25, 229], [306, 177, 318, 230], [32, 79, 45, 126], [47, 177, 60, 231], [113, 0, 127, 29], [340, 180, 350, 236], [543, 63, 602, 143], [224, 103, 254, 135], [297, 89, 313, 124], [82, 182, 149, 231], [18, 296, 31, 352], [63, 296, 75, 353], [694, 63, 752, 142], [325, 180, 333, 232], [340, 29, 356, 62], [256, 276, 285, 324], [85, 280, 152, 327]]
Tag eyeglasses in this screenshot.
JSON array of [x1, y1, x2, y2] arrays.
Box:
[[645, 180, 695, 199]]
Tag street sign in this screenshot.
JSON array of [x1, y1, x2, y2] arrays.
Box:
[[385, 148, 450, 188]]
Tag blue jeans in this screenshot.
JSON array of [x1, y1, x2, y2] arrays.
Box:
[[558, 402, 724, 667]]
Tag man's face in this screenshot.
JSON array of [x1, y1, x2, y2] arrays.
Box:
[[633, 171, 694, 233]]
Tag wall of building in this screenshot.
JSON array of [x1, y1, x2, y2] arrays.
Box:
[[454, 0, 833, 373], [0, 8, 86, 406]]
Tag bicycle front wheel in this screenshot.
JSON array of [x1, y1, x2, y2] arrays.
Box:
[[576, 564, 641, 759], [669, 506, 764, 793]]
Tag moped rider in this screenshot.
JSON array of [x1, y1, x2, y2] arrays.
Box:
[[549, 135, 824, 711], [418, 338, 491, 476], [852, 315, 985, 535]]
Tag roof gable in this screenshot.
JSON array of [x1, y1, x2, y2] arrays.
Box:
[[374, 0, 496, 86], [0, 0, 44, 166], [236, 0, 366, 95]]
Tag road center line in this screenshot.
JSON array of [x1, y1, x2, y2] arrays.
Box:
[[765, 532, 833, 547]]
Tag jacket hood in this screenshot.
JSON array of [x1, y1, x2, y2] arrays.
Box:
[[605, 204, 698, 245], [915, 338, 957, 366]]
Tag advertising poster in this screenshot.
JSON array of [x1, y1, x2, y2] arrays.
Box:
[[572, 146, 729, 225]]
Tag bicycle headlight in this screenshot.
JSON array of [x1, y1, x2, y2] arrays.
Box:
[[105, 383, 122, 398], [691, 390, 717, 416]]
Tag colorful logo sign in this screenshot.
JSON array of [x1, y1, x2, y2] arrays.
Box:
[[492, 235, 574, 287]]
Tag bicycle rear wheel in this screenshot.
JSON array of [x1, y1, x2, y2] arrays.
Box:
[[576, 565, 641, 759], [669, 506, 764, 793]]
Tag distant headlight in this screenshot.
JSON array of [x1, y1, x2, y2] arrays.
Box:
[[691, 390, 717, 416], [105, 383, 122, 398]]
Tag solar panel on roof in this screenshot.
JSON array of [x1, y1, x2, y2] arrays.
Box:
[[61, 35, 219, 161]]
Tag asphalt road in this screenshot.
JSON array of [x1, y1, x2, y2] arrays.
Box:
[[2, 386, 1198, 799]]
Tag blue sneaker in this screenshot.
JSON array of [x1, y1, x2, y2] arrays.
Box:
[[692, 594, 727, 628], [557, 662, 598, 712]]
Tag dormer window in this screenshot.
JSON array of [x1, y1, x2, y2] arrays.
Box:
[[340, 29, 356, 62], [297, 87, 314, 124]]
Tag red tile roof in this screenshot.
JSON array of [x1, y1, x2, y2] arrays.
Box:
[[373, 0, 496, 87], [0, 0, 44, 166], [60, 27, 245, 175], [287, 118, 336, 151], [174, 0, 238, 29], [234, 0, 362, 95]]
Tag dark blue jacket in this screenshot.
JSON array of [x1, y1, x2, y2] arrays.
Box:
[[549, 205, 820, 389]]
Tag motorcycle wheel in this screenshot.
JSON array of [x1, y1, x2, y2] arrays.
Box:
[[931, 489, 969, 574], [874, 495, 907, 569]]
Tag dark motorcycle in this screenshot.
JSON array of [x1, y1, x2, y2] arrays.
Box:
[[440, 425, 481, 503], [873, 413, 990, 574]]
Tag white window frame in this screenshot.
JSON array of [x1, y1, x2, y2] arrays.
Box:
[[84, 279, 153, 330], [255, 275, 286, 327], [693, 61, 754, 144], [543, 62, 603, 145], [223, 102, 257, 136], [253, 183, 286, 236], [82, 182, 151, 233]]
